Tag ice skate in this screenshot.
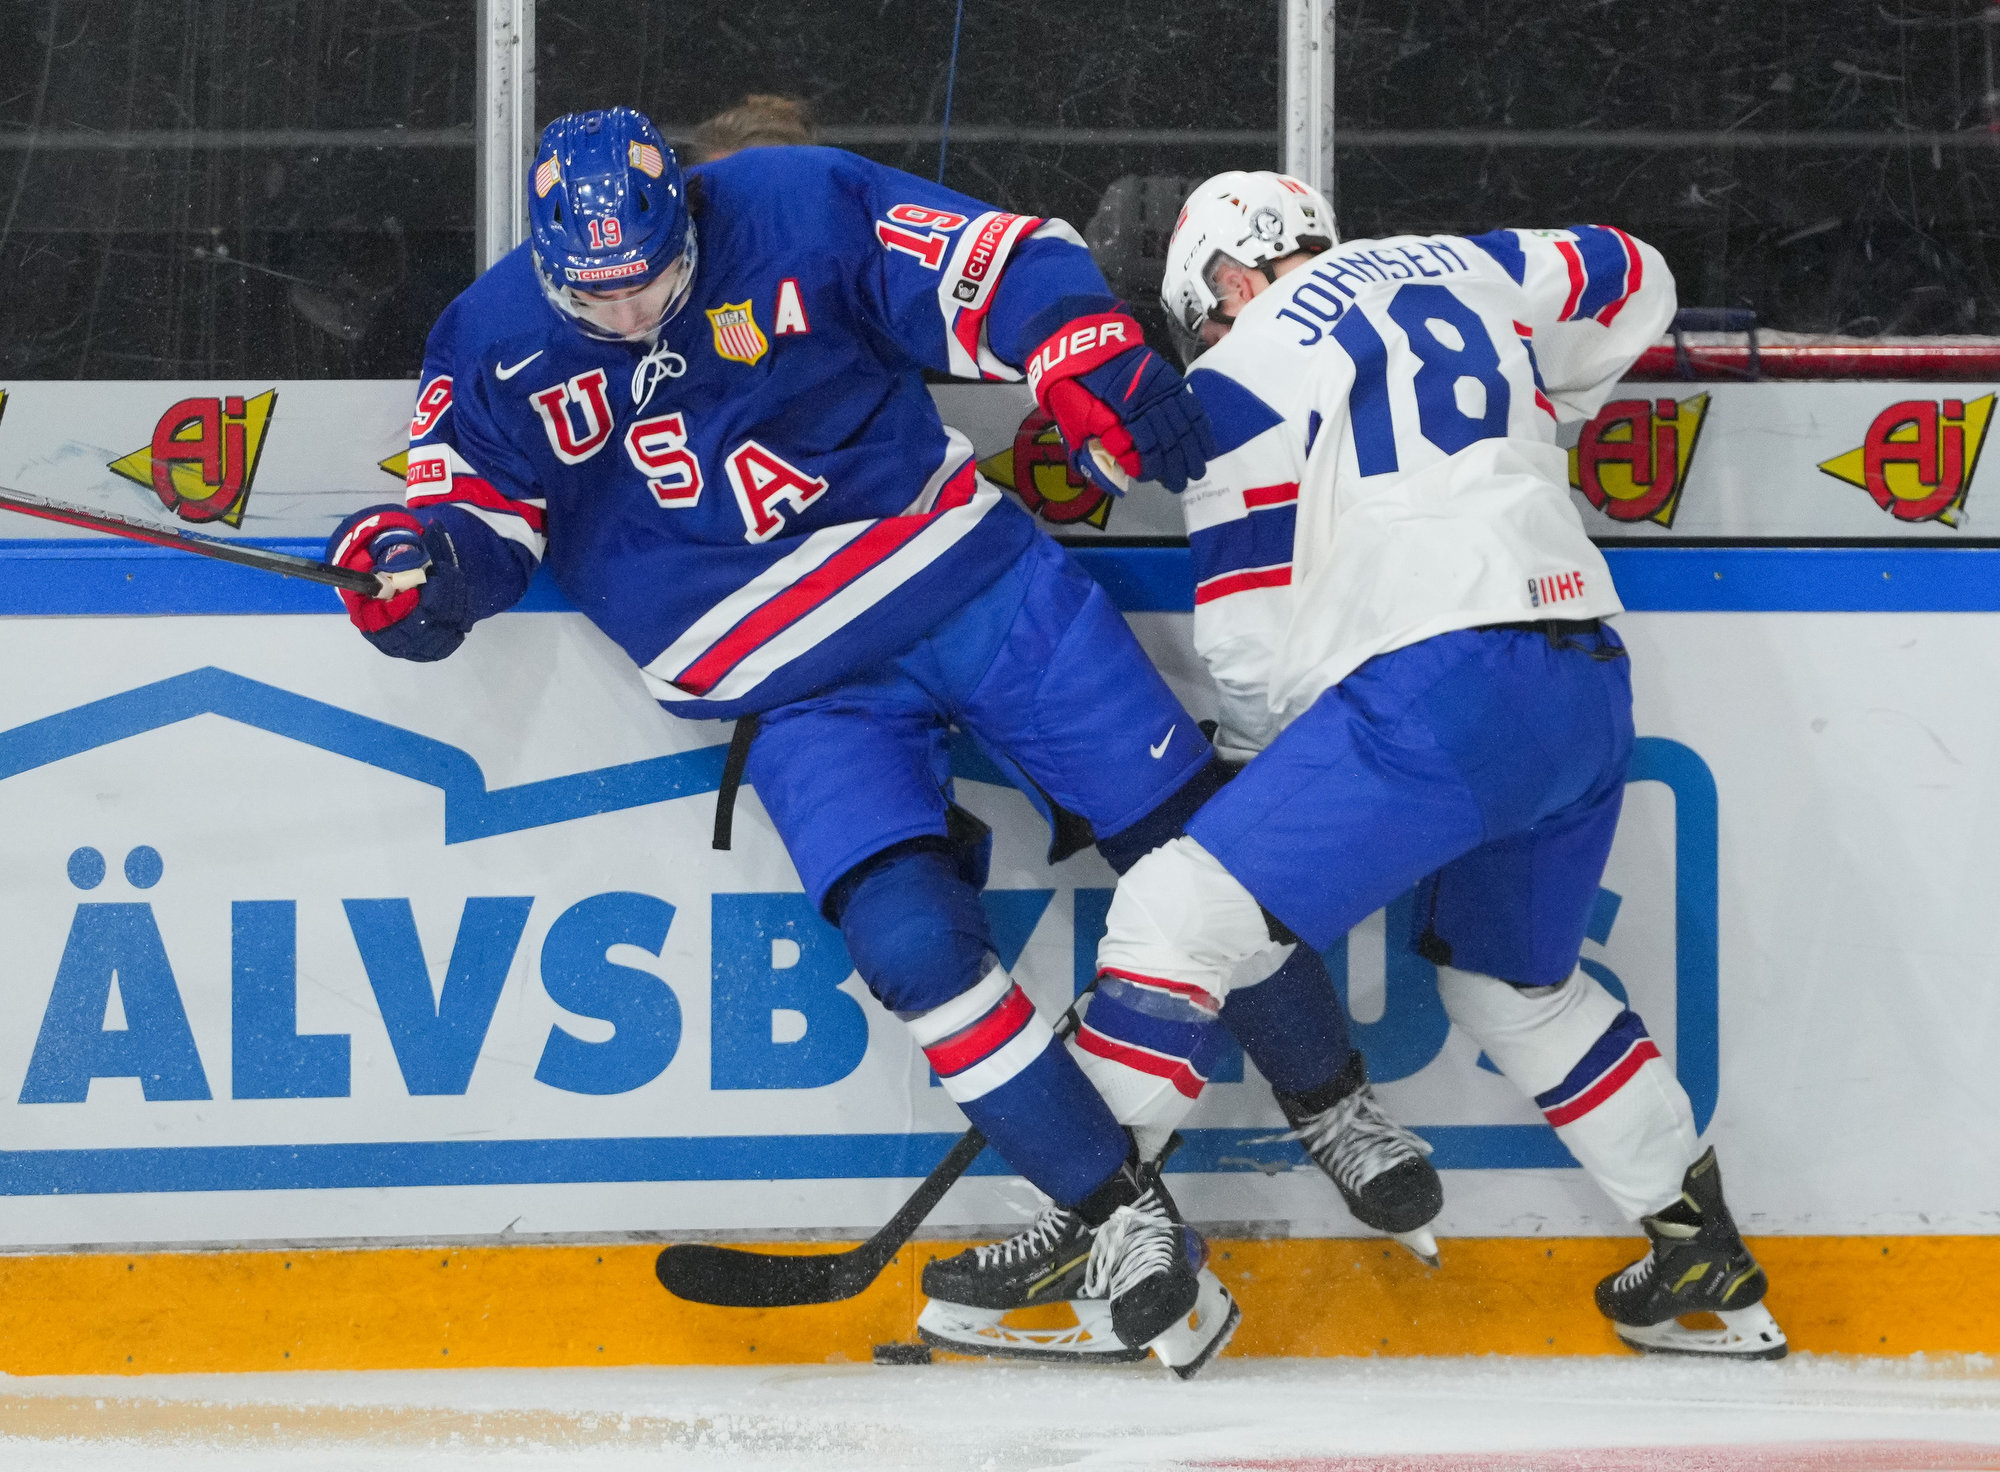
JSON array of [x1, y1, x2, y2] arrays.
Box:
[[917, 1201, 1149, 1364], [918, 1164, 1240, 1378], [1081, 1162, 1240, 1379], [1270, 1051, 1444, 1265], [1595, 1146, 1787, 1361]]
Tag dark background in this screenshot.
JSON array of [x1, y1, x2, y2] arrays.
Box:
[[4, 0, 1997, 379]]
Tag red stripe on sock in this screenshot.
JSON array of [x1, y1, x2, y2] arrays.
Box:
[[1074, 1024, 1208, 1099], [1095, 968, 1221, 1016], [924, 984, 1035, 1077], [1543, 1039, 1661, 1126]]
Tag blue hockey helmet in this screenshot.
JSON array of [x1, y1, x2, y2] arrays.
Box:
[[528, 107, 697, 341]]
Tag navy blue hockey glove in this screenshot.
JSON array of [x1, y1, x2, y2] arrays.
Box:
[[328, 506, 474, 663], [1026, 310, 1218, 495]]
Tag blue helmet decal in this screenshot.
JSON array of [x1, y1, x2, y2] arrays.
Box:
[[528, 108, 696, 338]]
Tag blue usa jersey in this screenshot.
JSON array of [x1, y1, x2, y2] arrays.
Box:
[[399, 146, 1109, 719]]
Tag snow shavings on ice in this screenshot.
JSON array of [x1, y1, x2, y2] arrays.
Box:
[[0, 1353, 1993, 1471]]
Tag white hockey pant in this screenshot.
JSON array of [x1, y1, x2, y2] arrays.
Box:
[[1436, 964, 1699, 1220], [1076, 836, 1294, 1155]]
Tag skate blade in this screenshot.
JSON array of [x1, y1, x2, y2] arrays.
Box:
[[1614, 1301, 1788, 1361], [915, 1296, 1149, 1364], [1394, 1226, 1440, 1268], [1147, 1268, 1242, 1381]]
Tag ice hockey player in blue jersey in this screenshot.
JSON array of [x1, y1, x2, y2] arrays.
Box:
[[327, 109, 1437, 1375], [1072, 171, 1788, 1361]]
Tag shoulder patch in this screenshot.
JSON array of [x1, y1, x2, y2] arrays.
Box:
[[1186, 367, 1287, 456], [1466, 229, 1528, 284], [708, 300, 770, 366]]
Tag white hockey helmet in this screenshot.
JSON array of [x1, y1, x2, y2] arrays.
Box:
[[1161, 171, 1336, 349]]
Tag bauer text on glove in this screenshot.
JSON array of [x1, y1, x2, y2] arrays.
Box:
[[1025, 311, 1219, 495]]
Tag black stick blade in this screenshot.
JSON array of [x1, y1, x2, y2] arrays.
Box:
[[656, 1242, 867, 1308]]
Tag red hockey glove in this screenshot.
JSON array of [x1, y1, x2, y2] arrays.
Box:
[[327, 506, 467, 662], [1026, 311, 1218, 495]]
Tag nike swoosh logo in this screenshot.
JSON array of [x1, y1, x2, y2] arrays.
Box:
[[1150, 725, 1175, 759], [495, 350, 544, 380]]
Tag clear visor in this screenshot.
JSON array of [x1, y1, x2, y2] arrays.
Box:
[[553, 234, 698, 342], [1199, 250, 1235, 306], [1164, 251, 1238, 365], [1164, 311, 1208, 369]]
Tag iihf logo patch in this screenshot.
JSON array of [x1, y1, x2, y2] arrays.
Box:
[[706, 301, 769, 367]]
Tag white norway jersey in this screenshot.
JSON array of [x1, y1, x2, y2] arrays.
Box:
[[1179, 225, 1674, 751]]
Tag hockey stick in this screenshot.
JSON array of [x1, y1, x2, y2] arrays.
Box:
[[656, 990, 1094, 1309], [656, 1127, 991, 1309], [0, 484, 418, 598]]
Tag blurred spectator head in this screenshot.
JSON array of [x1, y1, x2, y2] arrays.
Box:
[[687, 95, 816, 164]]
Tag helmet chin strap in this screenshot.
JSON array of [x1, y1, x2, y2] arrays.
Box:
[[537, 229, 699, 345]]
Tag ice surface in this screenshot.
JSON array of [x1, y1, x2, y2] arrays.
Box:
[[0, 1355, 1994, 1471]]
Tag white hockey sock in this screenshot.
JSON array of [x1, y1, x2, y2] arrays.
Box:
[[1085, 836, 1291, 1158], [1067, 974, 1224, 1159], [1437, 964, 1699, 1220]]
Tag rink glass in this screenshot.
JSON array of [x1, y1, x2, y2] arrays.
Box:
[[3, 0, 1998, 379]]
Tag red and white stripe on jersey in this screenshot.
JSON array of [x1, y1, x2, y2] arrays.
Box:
[[645, 432, 998, 707], [935, 214, 1073, 381], [1553, 225, 1645, 327], [1190, 481, 1298, 606], [1512, 321, 1559, 421], [403, 442, 548, 559], [908, 967, 1054, 1103]]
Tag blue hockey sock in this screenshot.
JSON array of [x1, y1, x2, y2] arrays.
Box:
[[835, 845, 1130, 1209], [1219, 945, 1355, 1099], [907, 965, 1131, 1207]]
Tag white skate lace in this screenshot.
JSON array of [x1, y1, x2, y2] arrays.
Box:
[[630, 340, 687, 410], [1257, 1083, 1434, 1195], [1080, 1190, 1180, 1301], [1611, 1248, 1656, 1294], [972, 1203, 1075, 1270]]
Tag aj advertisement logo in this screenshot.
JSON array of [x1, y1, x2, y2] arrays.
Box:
[[0, 670, 1717, 1191], [978, 406, 1114, 530], [1817, 394, 1994, 528], [107, 391, 277, 528], [1568, 394, 1710, 529]]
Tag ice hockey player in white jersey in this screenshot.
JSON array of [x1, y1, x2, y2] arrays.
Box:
[[1068, 171, 1787, 1360]]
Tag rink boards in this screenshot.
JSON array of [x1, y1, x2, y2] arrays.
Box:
[[0, 543, 1993, 1366], [0, 370, 1996, 1365]]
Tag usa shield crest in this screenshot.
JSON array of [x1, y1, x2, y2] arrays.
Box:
[[706, 301, 769, 366]]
